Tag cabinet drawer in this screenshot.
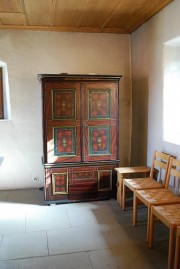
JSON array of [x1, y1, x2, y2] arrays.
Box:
[[69, 166, 97, 184], [72, 166, 96, 178], [68, 181, 97, 200]]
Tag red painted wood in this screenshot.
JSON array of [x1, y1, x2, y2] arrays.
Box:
[[39, 74, 121, 203]]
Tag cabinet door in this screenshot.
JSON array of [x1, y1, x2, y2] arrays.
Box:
[[44, 82, 81, 163], [45, 167, 69, 202], [83, 82, 118, 162]]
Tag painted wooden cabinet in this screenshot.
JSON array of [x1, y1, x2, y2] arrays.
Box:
[[38, 74, 121, 204]]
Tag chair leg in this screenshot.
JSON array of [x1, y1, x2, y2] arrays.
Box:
[[122, 182, 126, 210], [174, 228, 180, 269], [119, 174, 123, 207], [148, 208, 154, 248], [168, 226, 174, 269], [133, 192, 137, 226], [147, 206, 151, 242]]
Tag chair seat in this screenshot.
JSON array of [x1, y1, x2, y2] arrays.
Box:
[[151, 204, 180, 226], [136, 189, 180, 206], [124, 177, 163, 191], [122, 177, 164, 210]]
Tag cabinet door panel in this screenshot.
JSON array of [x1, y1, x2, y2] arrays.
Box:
[[98, 170, 112, 191], [83, 82, 118, 162], [44, 82, 81, 163], [52, 89, 76, 120], [88, 89, 111, 119], [89, 125, 111, 155], [97, 165, 117, 199], [52, 172, 68, 195]]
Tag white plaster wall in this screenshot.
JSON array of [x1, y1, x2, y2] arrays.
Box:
[[0, 31, 131, 189], [131, 0, 180, 166]]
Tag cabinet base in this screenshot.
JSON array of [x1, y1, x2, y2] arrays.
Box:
[[44, 197, 116, 205], [44, 163, 118, 204]]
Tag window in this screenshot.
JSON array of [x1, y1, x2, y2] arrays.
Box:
[[163, 39, 180, 145], [0, 61, 11, 120], [0, 67, 4, 118]]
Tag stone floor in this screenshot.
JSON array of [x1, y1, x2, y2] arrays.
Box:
[[0, 189, 171, 269]]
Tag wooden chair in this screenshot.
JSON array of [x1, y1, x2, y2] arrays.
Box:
[[115, 166, 151, 207], [122, 151, 171, 210], [149, 204, 180, 269], [174, 226, 180, 269], [133, 158, 180, 243]]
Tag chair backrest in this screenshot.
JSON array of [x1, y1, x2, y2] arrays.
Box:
[[150, 151, 171, 187], [165, 157, 180, 189]]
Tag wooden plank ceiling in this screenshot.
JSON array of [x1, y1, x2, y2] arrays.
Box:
[[0, 0, 173, 34]]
